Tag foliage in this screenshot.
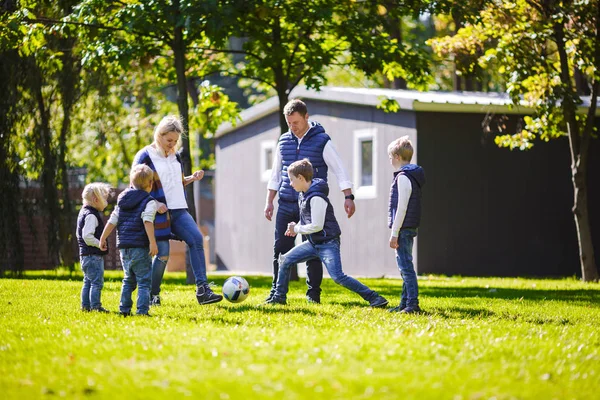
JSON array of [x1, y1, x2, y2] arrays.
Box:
[[0, 274, 599, 399]]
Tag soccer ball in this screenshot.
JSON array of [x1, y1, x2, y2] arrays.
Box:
[[222, 276, 250, 303]]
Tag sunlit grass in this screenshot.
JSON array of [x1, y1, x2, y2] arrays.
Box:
[[0, 272, 598, 399]]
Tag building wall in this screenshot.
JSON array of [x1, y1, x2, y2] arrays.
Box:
[[417, 112, 600, 277], [216, 100, 418, 276]]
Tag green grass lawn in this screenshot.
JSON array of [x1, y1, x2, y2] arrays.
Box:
[[0, 272, 599, 399]]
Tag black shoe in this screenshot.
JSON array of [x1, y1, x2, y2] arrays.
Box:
[[81, 307, 91, 312], [264, 290, 276, 302], [196, 284, 223, 305], [306, 295, 320, 304], [261, 297, 287, 306], [119, 311, 132, 317], [151, 295, 161, 306], [400, 305, 421, 314], [388, 305, 406, 313], [369, 295, 389, 308], [92, 307, 110, 313]]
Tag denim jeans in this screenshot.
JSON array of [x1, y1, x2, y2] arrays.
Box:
[[80, 255, 104, 310], [170, 209, 207, 287], [273, 200, 322, 298], [396, 229, 419, 308], [119, 247, 152, 315], [151, 240, 170, 296], [274, 239, 377, 303]]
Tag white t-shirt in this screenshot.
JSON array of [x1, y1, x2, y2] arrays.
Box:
[[147, 145, 188, 209]]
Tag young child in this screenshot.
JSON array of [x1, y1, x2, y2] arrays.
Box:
[[100, 164, 158, 316], [76, 182, 111, 312], [387, 136, 426, 313], [264, 159, 388, 308]]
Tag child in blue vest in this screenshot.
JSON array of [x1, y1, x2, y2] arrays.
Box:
[[100, 164, 158, 316], [264, 159, 388, 308], [387, 136, 426, 313], [76, 182, 111, 312]]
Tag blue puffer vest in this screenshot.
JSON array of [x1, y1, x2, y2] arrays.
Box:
[[76, 205, 108, 256], [279, 121, 330, 202], [116, 189, 154, 249], [299, 178, 341, 244], [388, 164, 426, 230]]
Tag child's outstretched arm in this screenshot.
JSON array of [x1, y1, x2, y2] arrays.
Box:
[[144, 221, 158, 256], [99, 223, 116, 251]]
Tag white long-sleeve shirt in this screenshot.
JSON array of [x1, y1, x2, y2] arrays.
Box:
[[82, 214, 101, 248], [293, 197, 328, 235], [267, 127, 353, 192], [147, 145, 188, 209], [390, 174, 412, 237], [107, 200, 158, 226]]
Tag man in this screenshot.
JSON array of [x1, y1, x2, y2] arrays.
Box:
[[264, 99, 355, 303]]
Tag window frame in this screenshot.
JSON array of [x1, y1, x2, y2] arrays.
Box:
[[353, 128, 377, 199]]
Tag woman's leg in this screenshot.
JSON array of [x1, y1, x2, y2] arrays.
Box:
[[150, 240, 170, 303]]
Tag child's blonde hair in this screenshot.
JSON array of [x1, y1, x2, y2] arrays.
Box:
[[130, 164, 154, 190], [288, 158, 314, 182], [82, 182, 111, 206], [388, 136, 414, 162], [153, 115, 184, 156]]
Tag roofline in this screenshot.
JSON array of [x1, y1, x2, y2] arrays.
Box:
[[215, 86, 597, 138]]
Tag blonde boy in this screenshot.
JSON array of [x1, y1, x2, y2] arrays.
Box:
[[100, 164, 158, 316], [76, 183, 111, 312], [387, 136, 426, 313]]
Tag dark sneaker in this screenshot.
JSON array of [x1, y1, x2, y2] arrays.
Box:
[[119, 311, 132, 317], [196, 284, 223, 305], [388, 305, 405, 313], [369, 295, 389, 308], [92, 307, 110, 313], [306, 295, 321, 304], [400, 305, 422, 314], [81, 307, 91, 312], [261, 297, 287, 306], [264, 290, 276, 302], [151, 295, 161, 306]]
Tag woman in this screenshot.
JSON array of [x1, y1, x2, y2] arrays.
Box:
[[132, 115, 222, 305]]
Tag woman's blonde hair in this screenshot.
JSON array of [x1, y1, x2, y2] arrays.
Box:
[[388, 135, 414, 162], [82, 182, 111, 207], [153, 115, 184, 156]]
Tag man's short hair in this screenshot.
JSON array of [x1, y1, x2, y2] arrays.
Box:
[[130, 164, 154, 190], [288, 158, 313, 182], [283, 99, 308, 117], [388, 136, 414, 162]]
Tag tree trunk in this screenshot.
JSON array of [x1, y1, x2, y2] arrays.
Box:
[[30, 56, 61, 267], [555, 21, 599, 281], [57, 38, 79, 271], [173, 3, 196, 284]]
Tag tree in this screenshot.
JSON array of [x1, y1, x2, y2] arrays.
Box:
[[226, 0, 432, 134], [73, 0, 234, 221], [429, 0, 599, 281]]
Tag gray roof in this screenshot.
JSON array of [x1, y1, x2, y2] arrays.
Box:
[[216, 86, 596, 138]]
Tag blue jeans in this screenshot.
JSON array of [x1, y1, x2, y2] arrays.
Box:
[[119, 247, 152, 315], [273, 200, 322, 298], [274, 239, 377, 303], [170, 209, 207, 287], [396, 229, 419, 308], [80, 255, 104, 310], [151, 240, 170, 296]]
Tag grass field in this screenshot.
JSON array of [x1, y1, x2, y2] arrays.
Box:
[[0, 271, 599, 399]]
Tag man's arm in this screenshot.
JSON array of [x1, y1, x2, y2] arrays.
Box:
[[265, 146, 282, 221], [323, 141, 355, 218]]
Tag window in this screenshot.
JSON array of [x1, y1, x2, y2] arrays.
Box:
[[260, 140, 276, 182], [353, 128, 377, 199]]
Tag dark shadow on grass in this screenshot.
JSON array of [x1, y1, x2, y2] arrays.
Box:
[[419, 286, 600, 303]]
